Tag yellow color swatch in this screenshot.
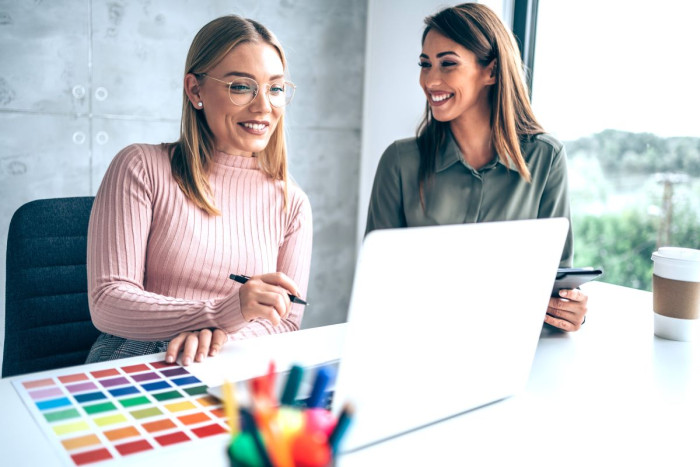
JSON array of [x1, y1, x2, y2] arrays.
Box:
[[164, 401, 196, 413], [61, 434, 101, 451], [52, 420, 90, 436], [94, 413, 128, 427]]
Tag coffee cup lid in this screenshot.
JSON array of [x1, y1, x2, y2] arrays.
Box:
[[652, 247, 700, 263], [652, 247, 700, 282]]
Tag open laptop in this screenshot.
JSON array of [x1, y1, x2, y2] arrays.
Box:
[[331, 217, 569, 453]]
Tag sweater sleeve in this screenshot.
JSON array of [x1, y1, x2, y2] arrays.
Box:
[[230, 190, 313, 340], [87, 145, 250, 341]]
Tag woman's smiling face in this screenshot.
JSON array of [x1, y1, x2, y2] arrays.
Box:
[[192, 41, 285, 156], [419, 30, 495, 124]]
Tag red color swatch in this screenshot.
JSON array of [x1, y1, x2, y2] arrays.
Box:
[[71, 447, 112, 465], [154, 431, 190, 446], [115, 439, 153, 456], [121, 364, 150, 373], [90, 368, 120, 378], [192, 423, 227, 438]]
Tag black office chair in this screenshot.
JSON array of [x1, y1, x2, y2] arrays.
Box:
[[3, 197, 100, 377]]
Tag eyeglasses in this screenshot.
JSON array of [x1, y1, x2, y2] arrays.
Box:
[[199, 73, 296, 108]]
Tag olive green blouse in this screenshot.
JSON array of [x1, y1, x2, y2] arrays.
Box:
[[365, 131, 574, 267]]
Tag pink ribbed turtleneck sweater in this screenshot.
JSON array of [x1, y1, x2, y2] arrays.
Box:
[[87, 143, 313, 341]]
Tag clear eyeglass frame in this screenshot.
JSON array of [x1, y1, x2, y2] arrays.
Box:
[[199, 73, 296, 108]]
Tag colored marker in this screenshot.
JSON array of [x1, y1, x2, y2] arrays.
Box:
[[291, 430, 332, 467], [280, 365, 304, 406], [222, 380, 240, 438], [229, 274, 308, 305], [328, 403, 354, 454], [238, 407, 273, 467], [253, 395, 294, 467], [307, 366, 334, 409]]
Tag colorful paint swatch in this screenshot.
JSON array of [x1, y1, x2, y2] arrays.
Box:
[[154, 431, 190, 446], [119, 395, 151, 408], [29, 386, 63, 399], [115, 439, 153, 456], [171, 376, 201, 386], [132, 372, 160, 382], [130, 406, 162, 420], [184, 385, 208, 396], [44, 407, 81, 423], [93, 413, 128, 427], [142, 418, 176, 433], [23, 378, 54, 389], [164, 400, 196, 413], [71, 447, 112, 465], [58, 374, 89, 384], [90, 369, 119, 378], [13, 360, 227, 466], [108, 386, 140, 397], [152, 390, 183, 402], [99, 376, 129, 388], [65, 382, 97, 393], [37, 397, 72, 411], [61, 434, 101, 450], [103, 425, 140, 442], [150, 361, 178, 369], [73, 392, 106, 403], [83, 401, 116, 415], [141, 381, 171, 392], [178, 412, 210, 425], [160, 367, 189, 377], [192, 423, 227, 438], [121, 364, 150, 373], [53, 420, 90, 436]]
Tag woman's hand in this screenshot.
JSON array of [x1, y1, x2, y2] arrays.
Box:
[[238, 272, 301, 326], [545, 288, 588, 332], [165, 328, 228, 366]]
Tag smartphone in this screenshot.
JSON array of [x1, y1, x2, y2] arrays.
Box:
[[552, 267, 603, 296]]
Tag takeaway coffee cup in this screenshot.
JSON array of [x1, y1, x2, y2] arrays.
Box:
[[651, 247, 700, 341]]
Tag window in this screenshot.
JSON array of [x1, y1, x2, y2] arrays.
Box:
[[531, 0, 700, 290]]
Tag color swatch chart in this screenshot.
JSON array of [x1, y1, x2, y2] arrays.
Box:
[[12, 360, 229, 465]]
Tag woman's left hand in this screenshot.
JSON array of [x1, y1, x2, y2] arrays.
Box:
[[545, 288, 588, 332], [165, 328, 228, 365]]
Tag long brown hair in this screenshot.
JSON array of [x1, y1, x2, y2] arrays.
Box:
[[417, 2, 543, 201], [171, 15, 289, 215]]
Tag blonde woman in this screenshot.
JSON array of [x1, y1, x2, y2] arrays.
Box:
[[366, 3, 588, 331], [86, 15, 312, 364]]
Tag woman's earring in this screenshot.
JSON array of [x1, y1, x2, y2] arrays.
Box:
[[198, 101, 203, 107]]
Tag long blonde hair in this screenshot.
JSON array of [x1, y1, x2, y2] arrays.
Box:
[[171, 15, 289, 215], [417, 2, 543, 202]]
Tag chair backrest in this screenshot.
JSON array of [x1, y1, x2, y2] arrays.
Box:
[[3, 197, 100, 378]]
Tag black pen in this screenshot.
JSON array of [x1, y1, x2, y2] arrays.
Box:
[[229, 274, 308, 306]]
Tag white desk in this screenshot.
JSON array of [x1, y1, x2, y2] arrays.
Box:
[[1, 283, 698, 466], [339, 282, 700, 466]]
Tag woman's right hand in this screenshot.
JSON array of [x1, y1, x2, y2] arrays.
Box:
[[238, 272, 301, 326]]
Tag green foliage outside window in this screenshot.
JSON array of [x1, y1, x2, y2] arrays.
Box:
[[567, 130, 700, 291]]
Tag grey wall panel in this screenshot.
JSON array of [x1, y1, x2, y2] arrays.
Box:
[[0, 0, 89, 114], [90, 0, 210, 119], [287, 127, 360, 328], [0, 113, 91, 223]]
